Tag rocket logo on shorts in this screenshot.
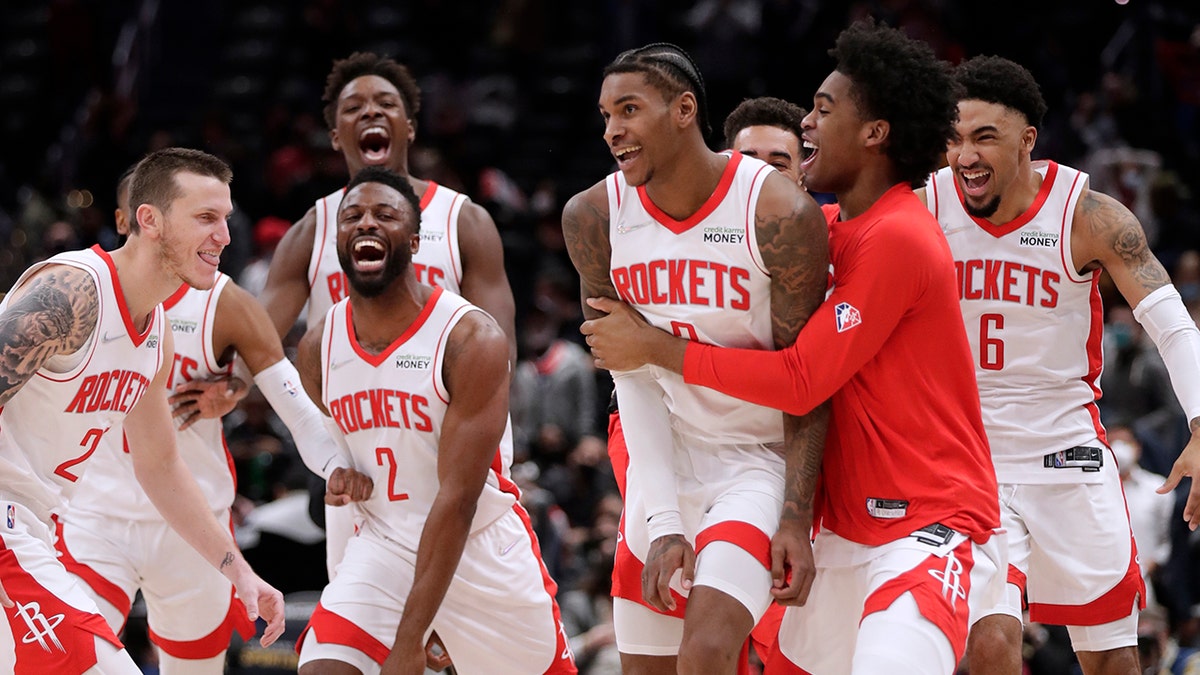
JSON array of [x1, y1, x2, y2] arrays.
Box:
[[835, 302, 861, 333], [928, 552, 968, 603], [15, 601, 66, 653]]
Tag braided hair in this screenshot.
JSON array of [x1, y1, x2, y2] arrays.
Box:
[[603, 42, 712, 138]]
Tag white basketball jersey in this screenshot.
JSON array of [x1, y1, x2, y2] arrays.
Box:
[[65, 275, 235, 521], [0, 247, 166, 523], [306, 182, 466, 325], [927, 161, 1105, 483], [320, 288, 517, 550], [607, 152, 783, 447]]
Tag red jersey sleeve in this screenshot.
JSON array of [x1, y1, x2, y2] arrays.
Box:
[[683, 207, 936, 415]]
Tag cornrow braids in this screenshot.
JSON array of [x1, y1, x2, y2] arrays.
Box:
[[604, 42, 712, 137]]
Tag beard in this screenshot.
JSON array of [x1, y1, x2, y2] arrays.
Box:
[[157, 229, 201, 289], [338, 247, 409, 298], [964, 194, 1002, 219]]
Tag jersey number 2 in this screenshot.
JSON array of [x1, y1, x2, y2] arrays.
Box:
[[375, 447, 410, 501], [54, 428, 105, 482], [980, 313, 1005, 370]]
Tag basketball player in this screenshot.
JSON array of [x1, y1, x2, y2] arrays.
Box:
[[581, 21, 1004, 673], [293, 166, 575, 675], [723, 96, 808, 187], [563, 43, 829, 674], [0, 147, 284, 673], [921, 55, 1200, 675], [257, 51, 516, 584], [599, 93, 809, 670], [52, 170, 372, 674]]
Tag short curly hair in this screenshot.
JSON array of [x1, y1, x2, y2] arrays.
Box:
[[831, 19, 959, 188], [322, 52, 421, 130], [955, 56, 1047, 129], [603, 42, 712, 138], [722, 97, 807, 149], [343, 166, 421, 233]]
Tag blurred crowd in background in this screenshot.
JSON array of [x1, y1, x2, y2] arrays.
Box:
[[1, 1, 1199, 673]]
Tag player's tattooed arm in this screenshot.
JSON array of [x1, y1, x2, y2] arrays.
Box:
[[570, 182, 688, 371], [1076, 187, 1170, 307], [757, 177, 829, 348], [758, 173, 830, 605], [562, 184, 617, 321], [0, 266, 98, 406]]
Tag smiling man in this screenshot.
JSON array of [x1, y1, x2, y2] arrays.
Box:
[[722, 96, 808, 188], [293, 166, 574, 675], [922, 55, 1200, 675], [562, 42, 829, 675], [257, 51, 516, 585], [0, 148, 285, 673]]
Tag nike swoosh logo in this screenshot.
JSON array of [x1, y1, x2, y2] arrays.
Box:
[[617, 221, 652, 234], [499, 537, 522, 556], [100, 332, 123, 344], [330, 357, 356, 370]]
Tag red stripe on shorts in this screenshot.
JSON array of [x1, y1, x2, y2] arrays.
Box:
[[507, 502, 577, 672], [0, 537, 121, 675], [296, 602, 391, 664], [149, 586, 254, 659], [611, 522, 687, 619], [695, 521, 771, 570], [607, 412, 629, 499], [51, 517, 132, 627], [861, 537, 976, 663], [1027, 532, 1145, 626]]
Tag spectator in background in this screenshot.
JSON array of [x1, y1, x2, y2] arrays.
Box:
[[1109, 425, 1175, 611], [225, 387, 300, 505], [1174, 250, 1200, 322], [1136, 605, 1200, 675], [511, 303, 601, 466], [1101, 303, 1188, 478], [238, 215, 292, 297]]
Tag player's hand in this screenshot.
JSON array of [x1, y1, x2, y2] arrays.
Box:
[[0, 578, 13, 608], [230, 567, 286, 647], [325, 467, 374, 505], [641, 534, 694, 612], [1159, 421, 1200, 530], [424, 631, 453, 671], [582, 297, 677, 372], [770, 520, 815, 606], [169, 376, 248, 430], [382, 637, 427, 675]]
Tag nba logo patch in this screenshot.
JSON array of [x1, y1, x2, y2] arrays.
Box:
[[283, 380, 299, 398], [6, 504, 14, 528], [835, 302, 861, 333]]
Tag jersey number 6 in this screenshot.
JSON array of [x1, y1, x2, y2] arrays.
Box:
[[980, 313, 1005, 371]]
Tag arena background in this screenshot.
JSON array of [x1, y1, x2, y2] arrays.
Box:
[[0, 1, 1198, 673]]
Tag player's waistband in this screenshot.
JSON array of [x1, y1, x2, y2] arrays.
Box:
[[1042, 445, 1104, 472]]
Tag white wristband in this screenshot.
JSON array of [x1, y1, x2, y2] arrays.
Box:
[[1133, 285, 1200, 422], [254, 358, 349, 479]]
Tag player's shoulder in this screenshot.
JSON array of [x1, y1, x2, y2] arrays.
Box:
[[443, 302, 507, 372], [866, 189, 948, 254], [562, 179, 611, 226]]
